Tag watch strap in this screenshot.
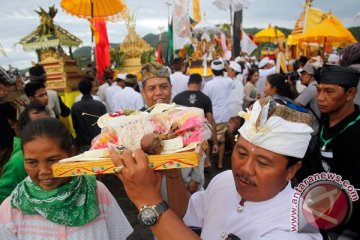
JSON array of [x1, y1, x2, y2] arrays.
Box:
[[154, 200, 169, 215]]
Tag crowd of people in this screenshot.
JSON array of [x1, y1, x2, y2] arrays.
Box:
[[0, 42, 360, 239]]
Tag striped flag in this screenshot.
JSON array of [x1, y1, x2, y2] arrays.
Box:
[[172, 0, 192, 50]]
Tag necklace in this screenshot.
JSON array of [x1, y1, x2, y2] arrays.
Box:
[[320, 114, 360, 151]]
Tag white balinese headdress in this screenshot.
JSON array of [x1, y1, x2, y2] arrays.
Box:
[[238, 97, 313, 158]]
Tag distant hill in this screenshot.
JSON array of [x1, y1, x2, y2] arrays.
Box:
[[72, 44, 120, 68], [349, 27, 360, 42]]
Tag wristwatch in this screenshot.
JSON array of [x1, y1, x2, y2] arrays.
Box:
[[138, 200, 169, 226]]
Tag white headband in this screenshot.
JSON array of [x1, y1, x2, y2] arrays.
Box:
[[238, 98, 313, 158]]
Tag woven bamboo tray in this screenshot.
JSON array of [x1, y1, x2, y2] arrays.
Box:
[[52, 151, 200, 177]]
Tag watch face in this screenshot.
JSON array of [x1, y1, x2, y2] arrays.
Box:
[[139, 208, 158, 226]]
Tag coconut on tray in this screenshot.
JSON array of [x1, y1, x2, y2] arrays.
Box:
[[52, 103, 212, 177]]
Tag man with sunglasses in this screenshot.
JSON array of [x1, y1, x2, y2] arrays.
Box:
[[110, 96, 322, 240]]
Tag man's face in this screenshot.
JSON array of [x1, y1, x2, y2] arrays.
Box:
[[142, 77, 172, 107], [227, 68, 236, 78], [231, 136, 300, 202], [316, 83, 349, 114], [117, 80, 126, 89], [32, 88, 48, 106], [300, 72, 313, 86]]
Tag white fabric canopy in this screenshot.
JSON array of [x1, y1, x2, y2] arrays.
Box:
[[212, 0, 253, 12]]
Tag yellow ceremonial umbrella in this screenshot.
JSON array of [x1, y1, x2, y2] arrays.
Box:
[[286, 34, 299, 46], [253, 25, 286, 44], [61, 0, 126, 21], [298, 17, 357, 46], [61, 0, 126, 61]]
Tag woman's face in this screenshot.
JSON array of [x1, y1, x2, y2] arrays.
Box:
[[250, 72, 259, 83], [23, 136, 71, 191], [264, 80, 277, 97]]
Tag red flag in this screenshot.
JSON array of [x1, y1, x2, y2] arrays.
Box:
[[94, 20, 110, 84], [156, 42, 163, 64]]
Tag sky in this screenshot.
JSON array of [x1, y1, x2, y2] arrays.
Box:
[[0, 0, 359, 69]]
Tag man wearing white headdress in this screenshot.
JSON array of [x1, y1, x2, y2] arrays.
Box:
[[226, 61, 244, 147], [257, 57, 276, 97], [104, 73, 126, 112], [110, 96, 322, 240], [203, 59, 235, 169], [326, 52, 340, 66]]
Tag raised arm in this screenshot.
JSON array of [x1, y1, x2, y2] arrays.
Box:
[[109, 148, 199, 240]]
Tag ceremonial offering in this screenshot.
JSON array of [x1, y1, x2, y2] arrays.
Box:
[[53, 104, 211, 177]]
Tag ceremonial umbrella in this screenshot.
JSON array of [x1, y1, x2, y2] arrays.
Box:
[[61, 0, 126, 21], [298, 17, 357, 46], [253, 25, 285, 44]]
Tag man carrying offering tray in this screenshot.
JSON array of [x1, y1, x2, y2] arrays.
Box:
[[109, 96, 323, 240]]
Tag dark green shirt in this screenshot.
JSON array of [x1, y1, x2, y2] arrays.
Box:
[[0, 137, 27, 204]]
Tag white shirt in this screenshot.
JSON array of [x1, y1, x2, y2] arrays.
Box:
[[227, 74, 244, 117], [257, 66, 276, 97], [104, 84, 123, 113], [170, 71, 189, 100], [46, 90, 60, 118], [112, 87, 144, 111], [203, 76, 235, 123], [184, 171, 322, 240], [97, 82, 113, 105]]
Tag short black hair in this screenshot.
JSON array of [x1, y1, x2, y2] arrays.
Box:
[[125, 74, 137, 87], [188, 73, 202, 85], [29, 64, 46, 82], [286, 156, 301, 168], [126, 74, 137, 79], [78, 79, 92, 95], [29, 64, 45, 77], [24, 82, 46, 97], [212, 69, 224, 76], [18, 102, 48, 131], [298, 56, 308, 66], [173, 58, 184, 71]]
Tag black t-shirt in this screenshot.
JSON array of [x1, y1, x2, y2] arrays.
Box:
[[71, 95, 107, 146], [319, 105, 360, 234], [172, 90, 213, 115]]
